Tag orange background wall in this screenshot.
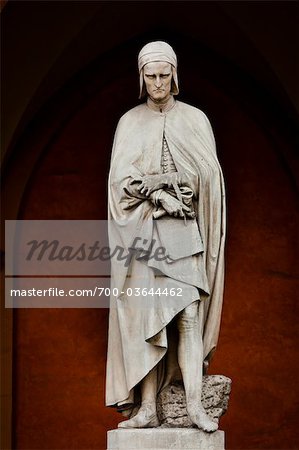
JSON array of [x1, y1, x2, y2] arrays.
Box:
[[2, 2, 298, 449]]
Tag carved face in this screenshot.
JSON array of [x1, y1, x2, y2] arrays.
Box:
[[143, 61, 172, 102]]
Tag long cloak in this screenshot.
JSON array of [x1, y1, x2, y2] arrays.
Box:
[[106, 100, 226, 408]]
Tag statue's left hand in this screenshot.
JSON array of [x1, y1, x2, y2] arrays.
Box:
[[133, 175, 165, 196]]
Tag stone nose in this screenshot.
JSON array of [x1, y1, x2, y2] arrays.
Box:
[[155, 77, 162, 88]]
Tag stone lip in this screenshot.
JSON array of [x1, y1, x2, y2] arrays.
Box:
[[107, 428, 225, 449], [157, 375, 232, 428]]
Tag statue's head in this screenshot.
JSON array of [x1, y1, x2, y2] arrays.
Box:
[[138, 41, 179, 101]]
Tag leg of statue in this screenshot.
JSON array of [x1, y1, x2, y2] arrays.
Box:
[[118, 366, 159, 428], [177, 300, 218, 432], [161, 322, 180, 389]]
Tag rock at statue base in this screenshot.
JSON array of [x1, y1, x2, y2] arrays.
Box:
[[157, 375, 232, 428], [107, 428, 225, 449]]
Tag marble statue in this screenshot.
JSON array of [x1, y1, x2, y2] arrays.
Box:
[[106, 41, 226, 433]]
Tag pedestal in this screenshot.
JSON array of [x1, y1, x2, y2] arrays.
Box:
[[107, 428, 225, 450]]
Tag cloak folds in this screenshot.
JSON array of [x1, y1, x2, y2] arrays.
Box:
[[106, 101, 226, 409]]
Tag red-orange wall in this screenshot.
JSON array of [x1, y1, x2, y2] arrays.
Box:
[[10, 58, 298, 449]]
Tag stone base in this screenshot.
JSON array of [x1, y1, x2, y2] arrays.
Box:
[[107, 428, 225, 449]]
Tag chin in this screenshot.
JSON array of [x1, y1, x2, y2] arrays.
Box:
[[152, 93, 168, 102]]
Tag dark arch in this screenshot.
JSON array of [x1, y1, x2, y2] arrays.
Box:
[[2, 8, 298, 450]]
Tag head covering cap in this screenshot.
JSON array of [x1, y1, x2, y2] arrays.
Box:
[[138, 41, 179, 98]]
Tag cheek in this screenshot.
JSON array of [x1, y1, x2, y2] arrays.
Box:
[[145, 80, 153, 89], [144, 81, 151, 92]]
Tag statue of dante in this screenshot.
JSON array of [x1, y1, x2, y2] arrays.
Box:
[[106, 41, 226, 432]]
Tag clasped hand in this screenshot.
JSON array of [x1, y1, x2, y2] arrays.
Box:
[[133, 174, 165, 196], [159, 192, 195, 219], [131, 174, 195, 219]]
